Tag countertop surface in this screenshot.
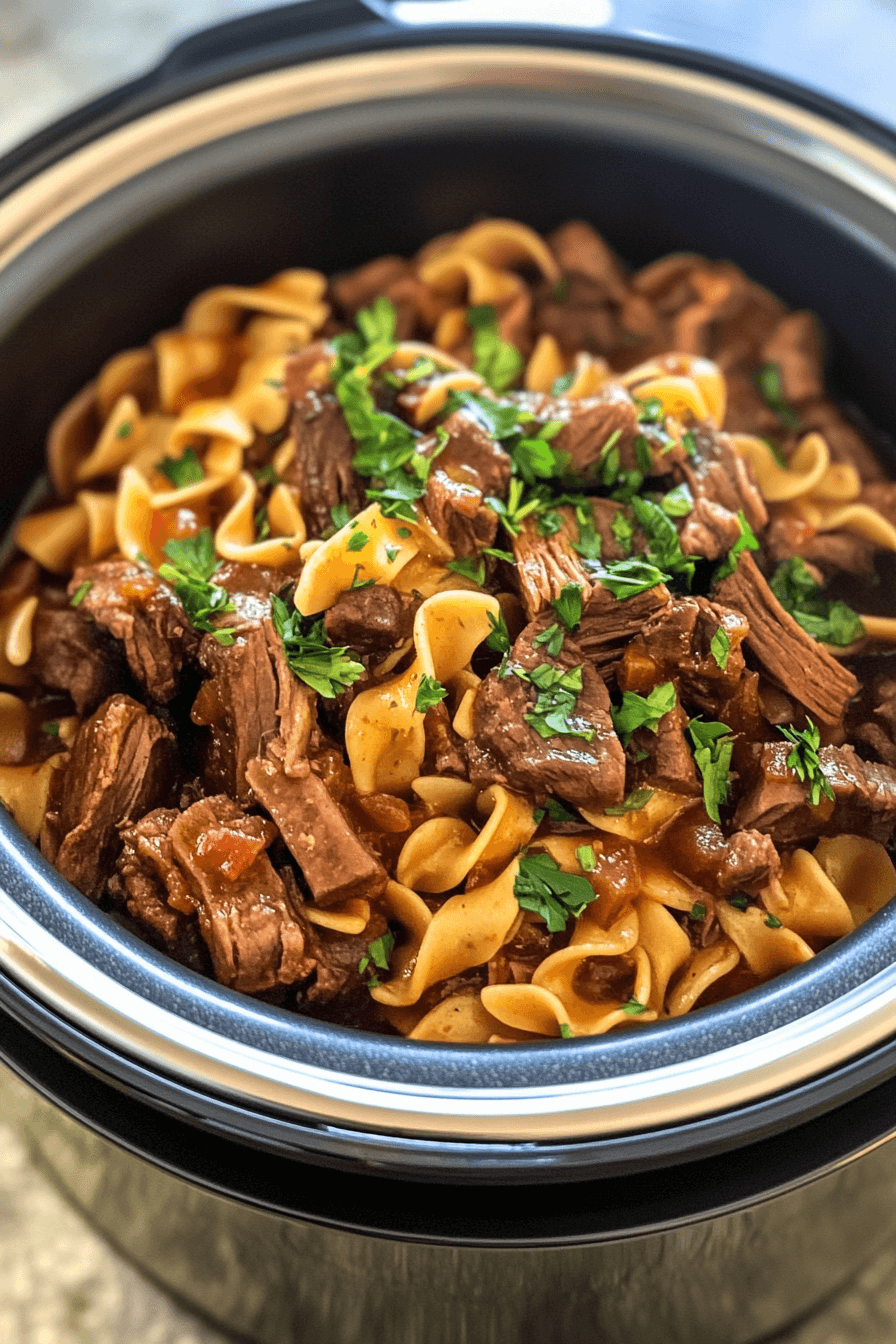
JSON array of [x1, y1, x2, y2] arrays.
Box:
[[4, 2, 896, 1341]]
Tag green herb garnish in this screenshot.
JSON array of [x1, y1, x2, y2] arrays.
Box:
[[446, 556, 486, 586], [467, 304, 523, 392], [270, 593, 364, 697], [42, 721, 60, 737], [346, 530, 369, 553], [769, 556, 865, 646], [690, 903, 706, 921], [359, 930, 396, 988], [599, 557, 669, 600], [70, 579, 92, 608], [485, 478, 544, 538], [415, 675, 448, 714], [688, 719, 734, 823], [765, 913, 783, 929], [486, 609, 511, 655], [756, 362, 801, 430], [559, 1022, 574, 1038], [533, 623, 564, 658], [158, 529, 236, 645], [521, 662, 595, 742], [603, 788, 654, 817], [660, 483, 693, 517], [710, 627, 732, 670], [156, 447, 204, 489], [622, 997, 648, 1016], [778, 718, 835, 807], [550, 582, 584, 632], [254, 463, 279, 486], [611, 683, 677, 746], [513, 851, 599, 932], [576, 844, 597, 872], [714, 510, 760, 582]]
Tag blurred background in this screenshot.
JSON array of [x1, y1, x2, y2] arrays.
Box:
[[3, 0, 896, 1340]]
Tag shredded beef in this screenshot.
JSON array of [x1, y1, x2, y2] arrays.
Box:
[[676, 423, 768, 560], [44, 695, 176, 900], [714, 552, 858, 725], [629, 596, 748, 714], [422, 700, 468, 779], [323, 585, 416, 662], [69, 560, 198, 704], [193, 624, 279, 803], [734, 741, 896, 845], [169, 794, 312, 994], [246, 754, 388, 906], [304, 909, 389, 1007], [113, 808, 197, 952], [629, 704, 701, 796], [422, 406, 511, 556], [576, 584, 674, 683], [507, 386, 651, 474], [30, 587, 127, 714], [466, 620, 625, 809], [283, 387, 365, 537], [851, 673, 896, 767]]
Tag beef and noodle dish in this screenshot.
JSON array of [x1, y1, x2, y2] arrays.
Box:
[[5, 218, 896, 1042]]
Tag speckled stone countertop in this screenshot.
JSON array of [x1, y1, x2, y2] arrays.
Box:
[[3, 3, 896, 1341]]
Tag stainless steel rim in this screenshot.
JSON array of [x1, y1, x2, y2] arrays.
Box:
[[2, 44, 896, 1141]]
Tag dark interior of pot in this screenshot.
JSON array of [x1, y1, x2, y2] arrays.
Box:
[[3, 63, 896, 1184]]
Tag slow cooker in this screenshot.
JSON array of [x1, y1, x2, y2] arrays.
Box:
[[4, 3, 896, 1340]]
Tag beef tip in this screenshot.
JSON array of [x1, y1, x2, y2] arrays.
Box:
[[421, 406, 511, 557], [266, 621, 316, 776], [676, 423, 768, 561], [714, 552, 858, 726], [629, 704, 701, 796], [44, 694, 176, 900], [214, 561, 283, 626], [576, 584, 673, 683], [466, 620, 625, 810], [760, 312, 824, 404], [507, 386, 658, 475], [283, 387, 365, 538], [246, 754, 388, 906], [764, 513, 877, 579], [323, 585, 416, 662], [304, 909, 389, 1007], [169, 794, 312, 994], [30, 587, 127, 715], [70, 560, 199, 704], [628, 596, 748, 714], [512, 511, 594, 620], [193, 623, 279, 804], [331, 255, 439, 338], [113, 808, 196, 951], [734, 741, 896, 846], [851, 673, 896, 767], [422, 700, 468, 779], [667, 819, 780, 895]]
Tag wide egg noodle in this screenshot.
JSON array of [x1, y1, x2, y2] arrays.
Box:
[[715, 902, 814, 977], [396, 784, 539, 893], [294, 503, 434, 615], [666, 938, 741, 1017], [762, 848, 855, 942], [182, 269, 330, 337], [215, 472, 306, 568], [346, 589, 499, 796]]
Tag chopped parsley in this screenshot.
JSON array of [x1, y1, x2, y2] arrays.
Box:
[[533, 623, 564, 657], [486, 609, 511, 655], [710, 627, 732, 670], [467, 304, 523, 392], [778, 718, 835, 807], [611, 510, 634, 554], [622, 997, 648, 1016], [415, 675, 448, 714], [756, 361, 801, 430], [513, 851, 599, 932], [450, 390, 522, 442], [765, 913, 783, 929], [599, 557, 669, 600], [330, 502, 351, 531], [254, 463, 279, 486], [688, 719, 734, 823], [551, 582, 584, 632], [729, 894, 750, 911], [42, 720, 60, 737], [158, 529, 236, 645], [254, 506, 271, 541], [348, 565, 374, 590], [485, 478, 543, 538], [604, 788, 654, 817], [634, 396, 664, 425], [70, 579, 92, 608], [521, 663, 595, 742], [631, 495, 695, 584], [611, 682, 677, 746], [714, 510, 760, 582], [359, 930, 396, 988], [559, 1022, 574, 1038], [681, 430, 698, 458], [533, 799, 577, 824], [576, 844, 597, 872], [690, 902, 706, 921], [270, 592, 364, 698], [156, 447, 204, 489], [446, 556, 486, 586], [346, 529, 369, 552], [661, 483, 693, 517], [769, 556, 865, 646], [116, 421, 133, 439]]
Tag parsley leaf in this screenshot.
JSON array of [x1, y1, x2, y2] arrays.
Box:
[[769, 556, 864, 646], [729, 894, 750, 911], [450, 390, 522, 441], [661, 483, 693, 517], [520, 662, 595, 742], [467, 305, 523, 392], [485, 478, 543, 538], [551, 582, 584, 632], [346, 529, 369, 552], [533, 623, 564, 657], [157, 447, 204, 489], [603, 787, 654, 816], [42, 720, 59, 737], [158, 529, 236, 645], [690, 902, 706, 921], [765, 913, 783, 929], [778, 718, 835, 807], [756, 361, 801, 430], [270, 593, 364, 697], [710, 627, 732, 670], [631, 495, 695, 584], [513, 851, 598, 932], [486, 609, 511, 654], [415, 675, 448, 714], [254, 463, 279, 486], [576, 844, 597, 872], [714, 510, 760, 582], [70, 579, 92, 608], [599, 557, 669, 600], [688, 719, 734, 823], [359, 930, 396, 988], [559, 1022, 574, 1038], [611, 683, 677, 745], [330, 502, 351, 531], [622, 997, 648, 1016], [446, 556, 486, 586]]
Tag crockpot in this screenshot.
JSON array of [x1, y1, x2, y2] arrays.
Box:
[[4, 4, 896, 1340]]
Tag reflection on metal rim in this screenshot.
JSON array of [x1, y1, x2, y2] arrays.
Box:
[[3, 44, 896, 1142]]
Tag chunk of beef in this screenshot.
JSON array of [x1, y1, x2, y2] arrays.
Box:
[[283, 388, 365, 538], [628, 596, 748, 714], [576, 584, 674, 683], [734, 741, 896, 846], [714, 552, 858, 726], [169, 794, 312, 993], [676, 422, 768, 561], [70, 560, 197, 704], [30, 587, 127, 714], [629, 704, 700, 796], [323, 585, 416, 662], [331, 255, 439, 338], [304, 909, 390, 1008], [507, 386, 655, 474], [760, 312, 824, 403], [214, 561, 283, 627], [512, 511, 592, 620], [666, 819, 780, 895], [44, 695, 176, 900], [193, 623, 279, 803], [466, 621, 625, 810], [851, 673, 896, 767], [764, 512, 877, 579], [421, 406, 511, 556], [266, 621, 315, 777], [113, 808, 195, 951], [246, 754, 387, 906], [422, 700, 468, 779]]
